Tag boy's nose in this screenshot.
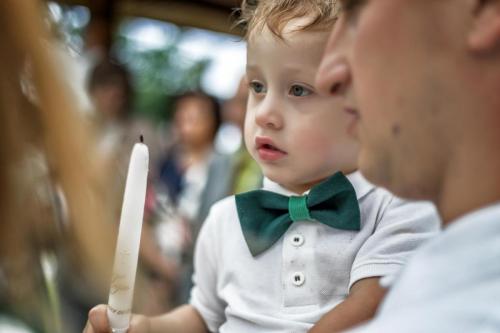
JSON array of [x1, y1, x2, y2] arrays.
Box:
[[255, 96, 283, 130]]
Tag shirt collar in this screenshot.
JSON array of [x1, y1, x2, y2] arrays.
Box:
[[262, 171, 375, 200]]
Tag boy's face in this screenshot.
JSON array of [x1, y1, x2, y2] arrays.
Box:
[[245, 20, 359, 194], [316, 0, 464, 199]]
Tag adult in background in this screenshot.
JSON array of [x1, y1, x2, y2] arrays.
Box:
[[157, 91, 232, 303], [315, 0, 500, 331]]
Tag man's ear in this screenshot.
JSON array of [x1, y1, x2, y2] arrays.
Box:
[[468, 0, 500, 52]]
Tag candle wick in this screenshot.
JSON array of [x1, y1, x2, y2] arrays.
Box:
[[140, 135, 144, 143]]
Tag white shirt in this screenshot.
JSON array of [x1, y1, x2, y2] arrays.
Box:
[[346, 203, 500, 333], [190, 172, 440, 333]]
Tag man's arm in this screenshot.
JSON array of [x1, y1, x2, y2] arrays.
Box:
[[308, 277, 386, 333], [83, 304, 209, 333]]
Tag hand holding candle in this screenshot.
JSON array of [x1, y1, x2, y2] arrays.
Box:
[[107, 136, 149, 333]]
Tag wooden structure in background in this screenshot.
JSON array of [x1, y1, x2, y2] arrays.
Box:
[[53, 0, 243, 55]]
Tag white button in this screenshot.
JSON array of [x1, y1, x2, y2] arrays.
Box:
[[291, 272, 305, 286], [291, 234, 305, 247]]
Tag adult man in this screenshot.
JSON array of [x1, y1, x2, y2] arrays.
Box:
[[315, 0, 500, 332]]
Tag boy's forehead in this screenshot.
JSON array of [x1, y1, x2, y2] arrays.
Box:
[[248, 22, 331, 49], [248, 13, 333, 42], [246, 27, 331, 75]]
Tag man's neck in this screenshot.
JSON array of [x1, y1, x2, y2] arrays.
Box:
[[438, 146, 500, 225]]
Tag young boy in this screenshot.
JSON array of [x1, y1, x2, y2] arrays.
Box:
[[84, 1, 440, 333]]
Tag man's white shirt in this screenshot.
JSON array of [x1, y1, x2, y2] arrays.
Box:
[[346, 203, 500, 333]]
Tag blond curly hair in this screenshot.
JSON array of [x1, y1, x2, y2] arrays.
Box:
[[237, 0, 340, 39]]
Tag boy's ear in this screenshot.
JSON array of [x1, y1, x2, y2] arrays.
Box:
[[468, 0, 500, 52]]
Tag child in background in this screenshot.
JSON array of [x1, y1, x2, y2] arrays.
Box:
[[83, 1, 440, 332]]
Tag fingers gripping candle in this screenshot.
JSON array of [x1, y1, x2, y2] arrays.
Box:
[[107, 136, 149, 333]]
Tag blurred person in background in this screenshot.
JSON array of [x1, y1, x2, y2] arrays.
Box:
[[157, 90, 232, 303], [88, 59, 134, 151], [87, 58, 164, 192], [0, 0, 116, 332]]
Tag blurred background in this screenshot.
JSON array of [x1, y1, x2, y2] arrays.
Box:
[[0, 1, 262, 332], [48, 0, 246, 119]]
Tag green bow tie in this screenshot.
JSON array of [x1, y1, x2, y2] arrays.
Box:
[[235, 172, 360, 257]]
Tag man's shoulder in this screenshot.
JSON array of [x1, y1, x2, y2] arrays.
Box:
[[359, 205, 500, 333]]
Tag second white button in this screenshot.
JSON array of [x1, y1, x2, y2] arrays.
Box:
[[291, 272, 305, 286]]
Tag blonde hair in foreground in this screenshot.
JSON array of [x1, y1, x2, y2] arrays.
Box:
[[0, 0, 115, 329]]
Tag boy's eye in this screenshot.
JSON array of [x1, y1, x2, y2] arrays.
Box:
[[289, 85, 312, 97], [249, 81, 266, 94]]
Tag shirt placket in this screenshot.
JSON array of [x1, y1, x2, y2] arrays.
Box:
[[282, 221, 318, 307]]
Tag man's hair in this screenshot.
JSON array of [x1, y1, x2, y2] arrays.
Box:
[[238, 0, 340, 40]]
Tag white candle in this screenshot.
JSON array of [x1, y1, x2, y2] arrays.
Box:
[[107, 138, 149, 333]]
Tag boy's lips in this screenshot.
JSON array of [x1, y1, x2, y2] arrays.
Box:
[[255, 136, 287, 161]]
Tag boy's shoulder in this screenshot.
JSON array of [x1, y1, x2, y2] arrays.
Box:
[[350, 171, 423, 208], [352, 173, 439, 226], [366, 187, 440, 231], [348, 171, 392, 206], [208, 187, 266, 215], [211, 194, 237, 210], [201, 195, 249, 238], [206, 194, 239, 222]]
